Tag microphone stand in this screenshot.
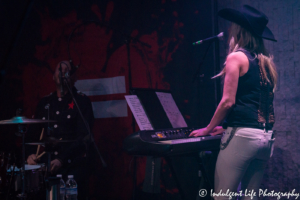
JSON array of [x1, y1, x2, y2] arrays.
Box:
[[192, 40, 214, 83], [67, 20, 151, 200], [124, 37, 137, 200], [62, 78, 106, 199], [103, 26, 150, 200], [123, 34, 151, 200], [17, 127, 27, 200], [63, 79, 106, 167], [15, 109, 27, 200], [45, 105, 51, 200]]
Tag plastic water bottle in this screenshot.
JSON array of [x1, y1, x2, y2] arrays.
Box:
[[57, 174, 65, 200], [65, 175, 78, 200]]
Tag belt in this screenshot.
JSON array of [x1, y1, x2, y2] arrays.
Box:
[[222, 122, 273, 131]]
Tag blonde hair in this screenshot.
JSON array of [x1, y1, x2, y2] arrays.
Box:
[[213, 23, 277, 92]]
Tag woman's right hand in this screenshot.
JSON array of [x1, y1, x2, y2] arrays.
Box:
[[189, 127, 210, 137], [27, 154, 37, 165], [210, 126, 225, 136]]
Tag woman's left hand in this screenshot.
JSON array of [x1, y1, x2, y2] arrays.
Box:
[[189, 127, 210, 137]]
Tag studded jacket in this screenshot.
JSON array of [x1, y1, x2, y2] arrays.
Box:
[[28, 87, 94, 166]]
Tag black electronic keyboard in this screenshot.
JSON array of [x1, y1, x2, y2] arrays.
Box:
[[123, 127, 222, 156]]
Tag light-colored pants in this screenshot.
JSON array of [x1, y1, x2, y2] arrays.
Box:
[[213, 127, 275, 200]]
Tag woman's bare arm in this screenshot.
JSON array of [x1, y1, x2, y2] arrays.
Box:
[[190, 51, 248, 137]]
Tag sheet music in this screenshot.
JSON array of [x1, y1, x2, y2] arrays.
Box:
[[156, 92, 187, 128], [125, 95, 154, 130]]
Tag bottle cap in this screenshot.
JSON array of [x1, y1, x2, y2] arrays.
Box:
[[56, 174, 62, 178], [68, 175, 74, 179]]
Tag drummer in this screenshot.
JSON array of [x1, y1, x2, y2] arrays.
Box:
[[26, 61, 94, 200]]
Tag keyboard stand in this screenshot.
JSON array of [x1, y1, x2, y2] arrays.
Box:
[[164, 157, 186, 200], [197, 151, 219, 200]]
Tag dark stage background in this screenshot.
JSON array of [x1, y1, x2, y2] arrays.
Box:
[[0, 0, 221, 199]]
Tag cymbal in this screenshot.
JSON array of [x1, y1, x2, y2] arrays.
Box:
[[0, 116, 56, 125], [25, 141, 75, 145], [26, 137, 75, 146]]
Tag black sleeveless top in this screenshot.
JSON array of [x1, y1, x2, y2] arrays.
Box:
[[225, 49, 275, 130]]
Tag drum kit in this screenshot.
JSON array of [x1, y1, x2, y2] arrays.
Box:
[[0, 116, 73, 200]]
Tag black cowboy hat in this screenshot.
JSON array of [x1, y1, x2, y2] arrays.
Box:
[[218, 5, 277, 42]]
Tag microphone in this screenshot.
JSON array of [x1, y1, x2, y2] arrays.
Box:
[[64, 71, 70, 79], [58, 61, 75, 79], [65, 60, 79, 79], [192, 32, 224, 45]]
